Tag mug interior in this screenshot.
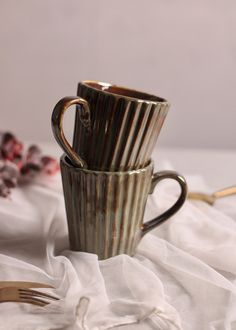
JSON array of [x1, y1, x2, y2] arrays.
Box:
[[82, 81, 167, 103]]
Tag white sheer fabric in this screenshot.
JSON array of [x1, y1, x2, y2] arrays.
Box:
[[0, 170, 236, 329]]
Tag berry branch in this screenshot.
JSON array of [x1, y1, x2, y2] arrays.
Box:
[[0, 132, 59, 198]]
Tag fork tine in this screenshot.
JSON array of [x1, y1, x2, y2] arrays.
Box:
[[19, 288, 59, 301], [18, 296, 49, 307]]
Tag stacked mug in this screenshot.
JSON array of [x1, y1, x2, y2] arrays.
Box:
[[52, 81, 187, 259]]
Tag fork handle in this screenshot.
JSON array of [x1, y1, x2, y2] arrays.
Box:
[[0, 281, 53, 289], [213, 186, 236, 199]]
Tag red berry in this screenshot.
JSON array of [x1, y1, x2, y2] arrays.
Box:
[[41, 156, 59, 175], [21, 145, 42, 175], [1, 132, 23, 162], [26, 145, 42, 160]]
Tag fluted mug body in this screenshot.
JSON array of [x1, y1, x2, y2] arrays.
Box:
[[60, 155, 187, 259], [52, 81, 170, 170]]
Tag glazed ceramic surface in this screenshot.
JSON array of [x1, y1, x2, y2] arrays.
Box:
[[60, 154, 187, 259], [52, 81, 169, 170]]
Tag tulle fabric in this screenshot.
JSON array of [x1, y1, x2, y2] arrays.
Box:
[[0, 171, 235, 329]]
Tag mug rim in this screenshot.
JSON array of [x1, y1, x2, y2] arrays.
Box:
[[61, 154, 153, 175], [79, 80, 170, 106]]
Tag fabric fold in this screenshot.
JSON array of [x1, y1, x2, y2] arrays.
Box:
[[0, 171, 235, 329]]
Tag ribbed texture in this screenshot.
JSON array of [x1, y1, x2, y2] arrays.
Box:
[[60, 155, 153, 259], [72, 83, 169, 171]]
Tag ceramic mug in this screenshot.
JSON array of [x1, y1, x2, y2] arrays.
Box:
[[52, 81, 170, 171], [60, 154, 187, 259]]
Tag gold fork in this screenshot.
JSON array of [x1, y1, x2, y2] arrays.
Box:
[[188, 185, 236, 205], [0, 281, 54, 289], [0, 287, 59, 307]]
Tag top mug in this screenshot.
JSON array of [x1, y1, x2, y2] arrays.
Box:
[[51, 81, 170, 171]]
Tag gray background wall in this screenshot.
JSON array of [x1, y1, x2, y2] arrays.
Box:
[[0, 0, 235, 149]]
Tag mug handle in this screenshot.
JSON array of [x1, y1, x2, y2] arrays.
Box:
[[51, 96, 91, 168], [141, 171, 188, 235]]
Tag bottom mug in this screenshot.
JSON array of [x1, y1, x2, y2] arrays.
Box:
[[60, 155, 187, 259]]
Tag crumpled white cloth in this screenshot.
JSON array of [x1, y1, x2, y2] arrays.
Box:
[[0, 168, 236, 330]]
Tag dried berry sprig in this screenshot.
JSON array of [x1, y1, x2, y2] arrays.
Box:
[[41, 156, 60, 175], [21, 145, 42, 176], [0, 131, 59, 198], [1, 132, 23, 165], [0, 160, 19, 188]]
